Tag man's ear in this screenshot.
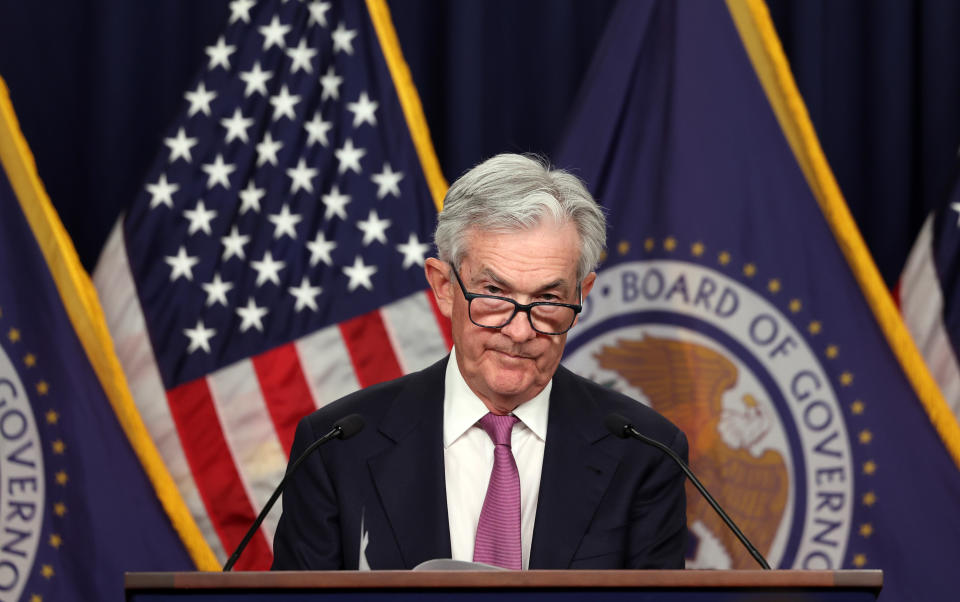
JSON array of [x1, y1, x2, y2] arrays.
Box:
[[580, 271, 597, 299], [424, 258, 454, 318]]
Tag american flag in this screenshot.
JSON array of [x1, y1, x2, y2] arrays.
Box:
[[899, 181, 960, 422], [94, 0, 450, 570]]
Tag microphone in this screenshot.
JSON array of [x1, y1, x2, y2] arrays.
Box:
[[604, 413, 771, 570], [223, 413, 365, 571]]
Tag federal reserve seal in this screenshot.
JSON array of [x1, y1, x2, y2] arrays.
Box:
[[0, 335, 45, 600], [564, 258, 855, 569]]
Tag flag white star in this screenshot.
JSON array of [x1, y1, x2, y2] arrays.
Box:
[[164, 127, 198, 163], [220, 108, 254, 144], [146, 173, 179, 209], [239, 61, 272, 98], [304, 112, 332, 147], [343, 255, 377, 292], [347, 91, 378, 128], [321, 185, 351, 220], [951, 202, 960, 226], [184, 82, 217, 117], [256, 131, 284, 166], [228, 0, 256, 24], [184, 320, 216, 354], [319, 66, 343, 101], [201, 272, 234, 307], [286, 158, 318, 194], [270, 85, 301, 121], [307, 231, 337, 266], [183, 200, 217, 235], [289, 276, 322, 312], [396, 233, 431, 269], [201, 154, 236, 190], [268, 204, 303, 240], [356, 209, 392, 246], [205, 36, 236, 71], [259, 15, 290, 50], [335, 138, 366, 174], [308, 1, 332, 27], [371, 162, 404, 199], [221, 225, 250, 261], [251, 251, 286, 287], [238, 180, 266, 213], [331, 22, 358, 55], [286, 39, 317, 74], [164, 246, 200, 282], [236, 298, 269, 333]]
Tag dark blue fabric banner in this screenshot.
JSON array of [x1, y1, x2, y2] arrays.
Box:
[[0, 83, 195, 600], [557, 2, 960, 600]]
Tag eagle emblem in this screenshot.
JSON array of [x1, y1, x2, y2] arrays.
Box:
[[595, 335, 788, 568]]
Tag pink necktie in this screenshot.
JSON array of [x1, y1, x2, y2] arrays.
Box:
[[472, 413, 522, 570]]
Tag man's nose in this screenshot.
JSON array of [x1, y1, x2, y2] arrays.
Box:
[[500, 310, 537, 342]]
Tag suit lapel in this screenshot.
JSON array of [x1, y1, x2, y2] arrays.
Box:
[[529, 366, 619, 569], [368, 359, 452, 568]]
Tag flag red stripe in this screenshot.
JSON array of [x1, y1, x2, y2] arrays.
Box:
[[166, 378, 272, 570], [252, 343, 317, 454], [339, 310, 405, 387], [426, 291, 454, 349]]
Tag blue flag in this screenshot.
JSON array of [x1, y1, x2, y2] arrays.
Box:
[[0, 77, 210, 600], [556, 1, 960, 600]]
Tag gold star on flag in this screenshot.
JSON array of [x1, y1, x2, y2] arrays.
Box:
[[691, 242, 704, 256], [767, 279, 781, 293], [863, 460, 876, 476], [54, 502, 67, 517], [598, 250, 607, 262], [851, 400, 865, 415], [743, 263, 756, 277], [853, 554, 867, 568], [859, 523, 873, 538], [49, 533, 63, 548], [618, 240, 630, 255], [52, 439, 65, 454], [789, 298, 802, 313], [8, 328, 20, 342], [718, 251, 731, 265], [55, 471, 68, 486], [840, 371, 854, 386], [24, 353, 36, 367], [36, 381, 49, 395], [41, 565, 54, 578], [858, 430, 872, 444], [644, 237, 655, 252], [826, 344, 839, 359], [45, 410, 59, 425], [862, 491, 876, 507], [663, 237, 677, 251], [808, 320, 822, 334], [30, 594, 41, 602]]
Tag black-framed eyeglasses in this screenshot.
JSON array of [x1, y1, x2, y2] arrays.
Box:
[[450, 265, 582, 336]]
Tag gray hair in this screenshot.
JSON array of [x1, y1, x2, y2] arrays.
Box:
[[434, 154, 606, 282]]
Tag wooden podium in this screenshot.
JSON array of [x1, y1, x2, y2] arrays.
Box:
[[125, 569, 882, 601]]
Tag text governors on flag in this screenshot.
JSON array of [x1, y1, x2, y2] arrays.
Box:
[[555, 1, 960, 601]]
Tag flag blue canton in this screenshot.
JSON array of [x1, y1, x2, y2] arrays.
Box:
[[932, 193, 960, 354], [125, 0, 438, 389]]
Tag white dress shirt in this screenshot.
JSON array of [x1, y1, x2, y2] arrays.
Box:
[[443, 349, 550, 570]]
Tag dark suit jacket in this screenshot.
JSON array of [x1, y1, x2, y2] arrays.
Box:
[[272, 356, 687, 570]]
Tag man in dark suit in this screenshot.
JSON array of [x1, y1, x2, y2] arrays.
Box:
[[272, 154, 687, 570]]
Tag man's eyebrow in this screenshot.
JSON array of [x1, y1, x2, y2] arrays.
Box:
[[477, 268, 571, 294]]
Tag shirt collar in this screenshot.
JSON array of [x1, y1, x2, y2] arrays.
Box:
[[443, 348, 551, 448]]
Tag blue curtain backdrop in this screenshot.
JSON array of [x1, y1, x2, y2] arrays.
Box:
[[0, 0, 958, 287]]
